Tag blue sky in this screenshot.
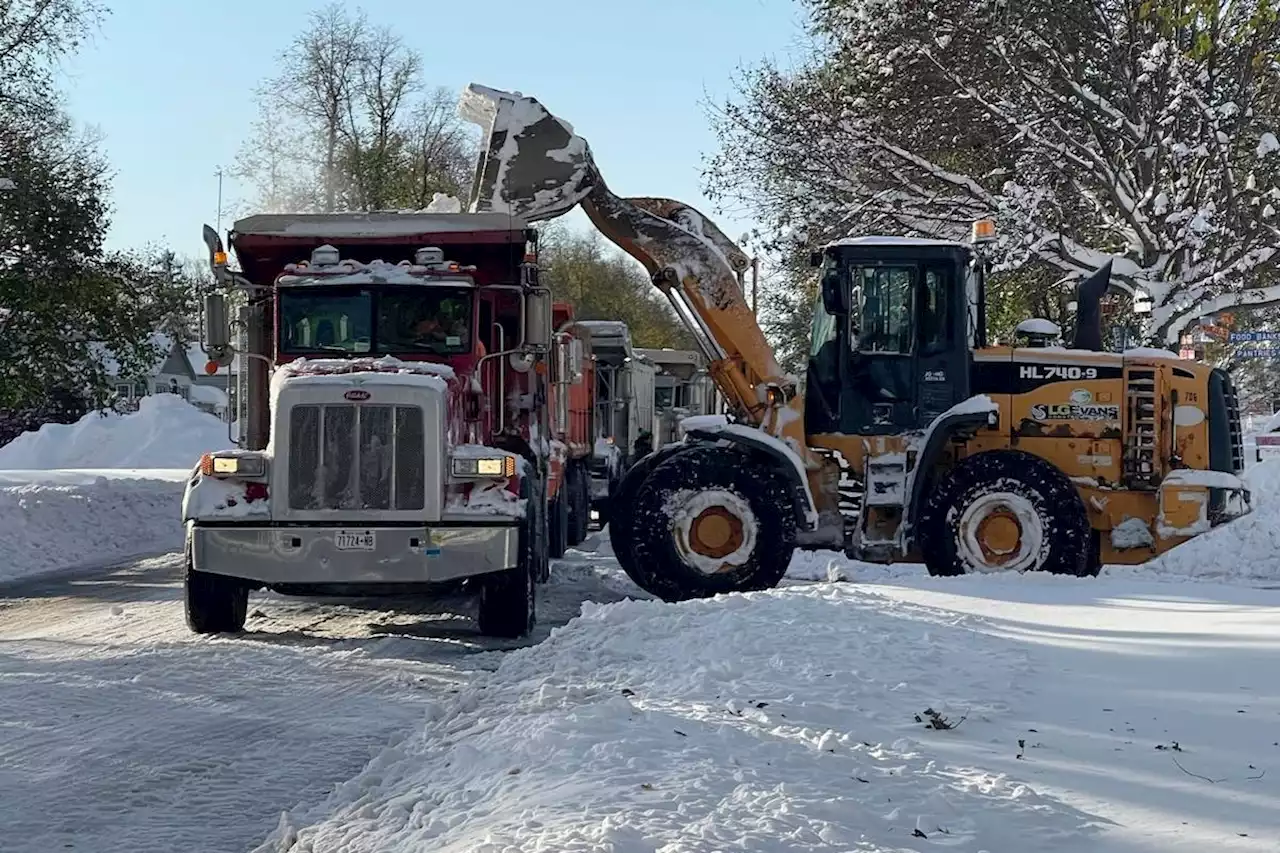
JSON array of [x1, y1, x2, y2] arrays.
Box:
[[61, 0, 809, 258]]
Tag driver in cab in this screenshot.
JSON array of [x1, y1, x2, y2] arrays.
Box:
[[411, 299, 466, 347]]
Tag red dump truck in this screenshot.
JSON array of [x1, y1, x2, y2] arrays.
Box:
[[182, 211, 595, 638]]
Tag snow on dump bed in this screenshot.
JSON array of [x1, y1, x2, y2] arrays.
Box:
[[256, 586, 1095, 852], [0, 395, 231, 470], [0, 470, 188, 582]]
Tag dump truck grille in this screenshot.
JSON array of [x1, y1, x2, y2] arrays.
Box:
[[287, 404, 426, 511]]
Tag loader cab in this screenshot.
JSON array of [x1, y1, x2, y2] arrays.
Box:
[[806, 236, 985, 435]]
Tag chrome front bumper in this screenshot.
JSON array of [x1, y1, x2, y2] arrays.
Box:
[[189, 523, 519, 586]]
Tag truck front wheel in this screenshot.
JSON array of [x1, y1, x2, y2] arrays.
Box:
[[184, 542, 249, 634], [478, 511, 539, 638], [622, 446, 796, 602]]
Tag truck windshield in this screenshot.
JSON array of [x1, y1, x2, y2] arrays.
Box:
[[377, 287, 473, 355], [278, 286, 474, 356], [279, 289, 374, 354]]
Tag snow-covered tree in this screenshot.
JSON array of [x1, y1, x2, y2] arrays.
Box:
[[707, 0, 1280, 346]]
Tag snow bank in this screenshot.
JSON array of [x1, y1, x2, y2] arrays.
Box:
[[0, 395, 231, 470], [256, 585, 1102, 852], [1132, 459, 1280, 582], [0, 470, 189, 583]]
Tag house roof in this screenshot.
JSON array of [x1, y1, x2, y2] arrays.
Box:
[[89, 332, 179, 378]]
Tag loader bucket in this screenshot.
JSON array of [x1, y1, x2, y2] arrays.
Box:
[[459, 83, 596, 222]]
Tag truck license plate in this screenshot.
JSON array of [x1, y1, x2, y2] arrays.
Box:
[[334, 530, 375, 551]]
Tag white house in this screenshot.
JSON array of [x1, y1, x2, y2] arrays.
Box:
[[92, 334, 231, 418]]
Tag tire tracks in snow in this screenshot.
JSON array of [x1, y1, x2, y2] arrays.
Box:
[[0, 536, 640, 853]]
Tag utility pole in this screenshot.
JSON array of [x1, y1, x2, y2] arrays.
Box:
[[214, 167, 224, 235]]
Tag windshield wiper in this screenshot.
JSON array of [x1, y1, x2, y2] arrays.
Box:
[[395, 342, 450, 353]]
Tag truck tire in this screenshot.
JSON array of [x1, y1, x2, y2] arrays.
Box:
[[548, 487, 569, 559], [477, 512, 538, 638], [916, 449, 1092, 577], [621, 445, 796, 602], [566, 465, 583, 548], [184, 543, 249, 634], [567, 464, 590, 546]]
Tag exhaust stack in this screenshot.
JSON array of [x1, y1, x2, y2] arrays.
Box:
[[1071, 261, 1112, 352]]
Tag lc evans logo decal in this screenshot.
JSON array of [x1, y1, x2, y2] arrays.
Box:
[[343, 389, 371, 401], [1031, 388, 1118, 421]]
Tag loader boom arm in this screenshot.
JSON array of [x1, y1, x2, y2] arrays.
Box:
[[459, 83, 810, 462]]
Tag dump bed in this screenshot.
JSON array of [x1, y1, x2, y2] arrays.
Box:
[[229, 212, 531, 285]]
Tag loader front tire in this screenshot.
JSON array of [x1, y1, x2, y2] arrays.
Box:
[[622, 445, 796, 602], [917, 450, 1091, 578]]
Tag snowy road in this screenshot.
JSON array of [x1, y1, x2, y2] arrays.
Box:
[[0, 537, 638, 853]]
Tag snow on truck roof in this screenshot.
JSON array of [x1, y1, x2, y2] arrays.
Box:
[[231, 211, 530, 239], [823, 235, 970, 250]]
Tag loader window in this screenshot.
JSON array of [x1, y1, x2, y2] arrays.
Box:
[[857, 267, 914, 354], [809, 287, 838, 358], [919, 267, 953, 355]]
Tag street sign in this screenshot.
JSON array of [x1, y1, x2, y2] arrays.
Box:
[[1229, 331, 1280, 342]]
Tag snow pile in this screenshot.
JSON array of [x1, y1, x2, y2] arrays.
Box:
[[1108, 459, 1280, 582], [0, 470, 189, 583], [256, 585, 1103, 852], [0, 395, 231, 470], [424, 192, 463, 213]]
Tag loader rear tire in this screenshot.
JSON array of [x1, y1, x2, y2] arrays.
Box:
[[917, 450, 1091, 578], [622, 445, 796, 602]]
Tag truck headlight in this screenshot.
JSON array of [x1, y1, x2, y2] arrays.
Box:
[[452, 455, 516, 478], [200, 452, 267, 479]]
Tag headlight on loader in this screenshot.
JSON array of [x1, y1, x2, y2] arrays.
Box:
[[452, 455, 516, 478]]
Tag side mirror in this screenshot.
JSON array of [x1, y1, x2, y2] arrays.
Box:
[[205, 293, 230, 351], [821, 268, 850, 315], [569, 338, 584, 382], [809, 251, 823, 267], [554, 335, 572, 386], [524, 288, 552, 350]]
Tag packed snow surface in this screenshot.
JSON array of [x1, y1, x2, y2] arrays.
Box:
[[256, 570, 1280, 852], [0, 394, 230, 470]]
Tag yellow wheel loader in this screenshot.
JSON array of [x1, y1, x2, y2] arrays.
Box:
[[459, 83, 1252, 600]]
